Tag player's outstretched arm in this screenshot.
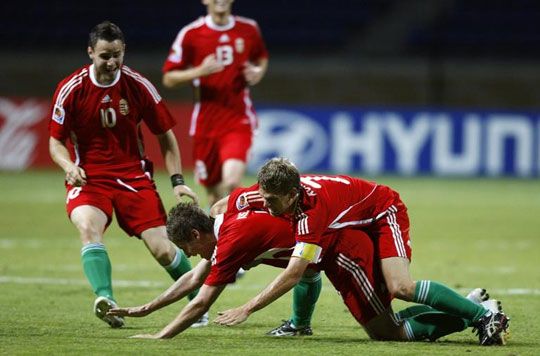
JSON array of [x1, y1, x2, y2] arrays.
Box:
[[157, 130, 199, 204], [132, 283, 227, 339], [214, 257, 309, 326], [108, 259, 211, 318]]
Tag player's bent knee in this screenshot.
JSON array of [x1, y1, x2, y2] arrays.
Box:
[[386, 279, 415, 301], [75, 222, 103, 244]]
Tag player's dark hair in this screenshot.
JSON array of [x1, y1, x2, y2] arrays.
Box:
[[88, 21, 125, 48], [257, 157, 300, 195], [167, 202, 214, 246]]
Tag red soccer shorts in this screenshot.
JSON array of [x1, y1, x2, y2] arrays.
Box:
[[65, 173, 167, 237], [193, 130, 252, 187], [365, 200, 412, 260], [322, 229, 392, 325]]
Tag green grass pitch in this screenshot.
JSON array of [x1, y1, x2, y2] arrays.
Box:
[[0, 170, 539, 355]]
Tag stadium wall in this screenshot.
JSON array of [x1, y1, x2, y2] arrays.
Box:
[[2, 97, 538, 177]]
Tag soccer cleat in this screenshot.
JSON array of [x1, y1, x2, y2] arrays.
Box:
[[466, 288, 490, 304], [474, 311, 510, 346], [190, 312, 209, 328], [94, 296, 124, 328], [266, 320, 313, 337], [480, 299, 503, 314]]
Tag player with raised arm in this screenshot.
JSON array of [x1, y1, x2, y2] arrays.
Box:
[[162, 0, 268, 208], [213, 158, 510, 346], [48, 21, 207, 328]]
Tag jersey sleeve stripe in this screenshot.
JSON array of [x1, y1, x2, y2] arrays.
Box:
[[55, 69, 88, 107], [170, 18, 205, 65], [234, 16, 258, 27], [297, 215, 309, 235], [122, 66, 162, 104]]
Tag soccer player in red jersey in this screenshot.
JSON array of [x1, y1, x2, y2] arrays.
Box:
[[108, 201, 506, 344], [48, 21, 204, 329], [213, 158, 509, 346], [162, 0, 269, 208]]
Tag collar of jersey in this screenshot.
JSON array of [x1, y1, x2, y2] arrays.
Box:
[[88, 64, 122, 88], [205, 14, 235, 31]]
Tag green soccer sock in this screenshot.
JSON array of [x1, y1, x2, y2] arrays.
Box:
[[413, 280, 487, 323], [395, 305, 436, 322], [81, 243, 114, 301], [164, 247, 198, 301], [402, 311, 468, 341], [290, 273, 322, 328]]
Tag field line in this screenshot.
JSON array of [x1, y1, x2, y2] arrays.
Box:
[[1, 275, 540, 296]]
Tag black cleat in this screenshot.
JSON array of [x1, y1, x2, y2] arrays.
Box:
[[475, 311, 510, 346], [266, 320, 313, 337]]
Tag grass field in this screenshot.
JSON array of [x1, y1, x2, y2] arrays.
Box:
[[1, 170, 539, 355]]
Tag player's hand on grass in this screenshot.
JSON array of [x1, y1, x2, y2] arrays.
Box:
[[65, 165, 87, 186], [173, 184, 199, 205], [108, 305, 151, 318], [214, 306, 250, 326]]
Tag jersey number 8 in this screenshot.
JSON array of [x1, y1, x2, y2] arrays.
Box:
[[216, 45, 233, 66]]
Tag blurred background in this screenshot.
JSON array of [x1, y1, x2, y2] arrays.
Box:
[[1, 0, 540, 175]]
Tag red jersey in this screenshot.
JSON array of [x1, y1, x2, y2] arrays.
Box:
[[163, 15, 268, 138], [49, 65, 175, 175], [231, 175, 403, 247], [204, 188, 295, 286]]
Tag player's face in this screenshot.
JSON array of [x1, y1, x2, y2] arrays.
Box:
[[259, 187, 297, 216], [178, 231, 216, 260], [204, 0, 233, 15], [87, 39, 125, 85]]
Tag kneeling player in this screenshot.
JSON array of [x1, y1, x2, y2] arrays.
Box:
[[108, 200, 507, 345]]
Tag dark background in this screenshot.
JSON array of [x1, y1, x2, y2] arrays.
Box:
[[2, 0, 540, 108]]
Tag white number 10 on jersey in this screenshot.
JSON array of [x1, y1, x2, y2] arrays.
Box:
[[100, 108, 117, 128]]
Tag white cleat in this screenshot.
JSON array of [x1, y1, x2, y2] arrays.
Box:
[[467, 288, 490, 304], [480, 299, 503, 314], [94, 296, 124, 328], [191, 312, 209, 328]]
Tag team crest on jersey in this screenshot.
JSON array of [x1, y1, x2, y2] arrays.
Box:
[[52, 105, 65, 125], [119, 98, 129, 115], [236, 192, 250, 210], [235, 38, 244, 53]]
